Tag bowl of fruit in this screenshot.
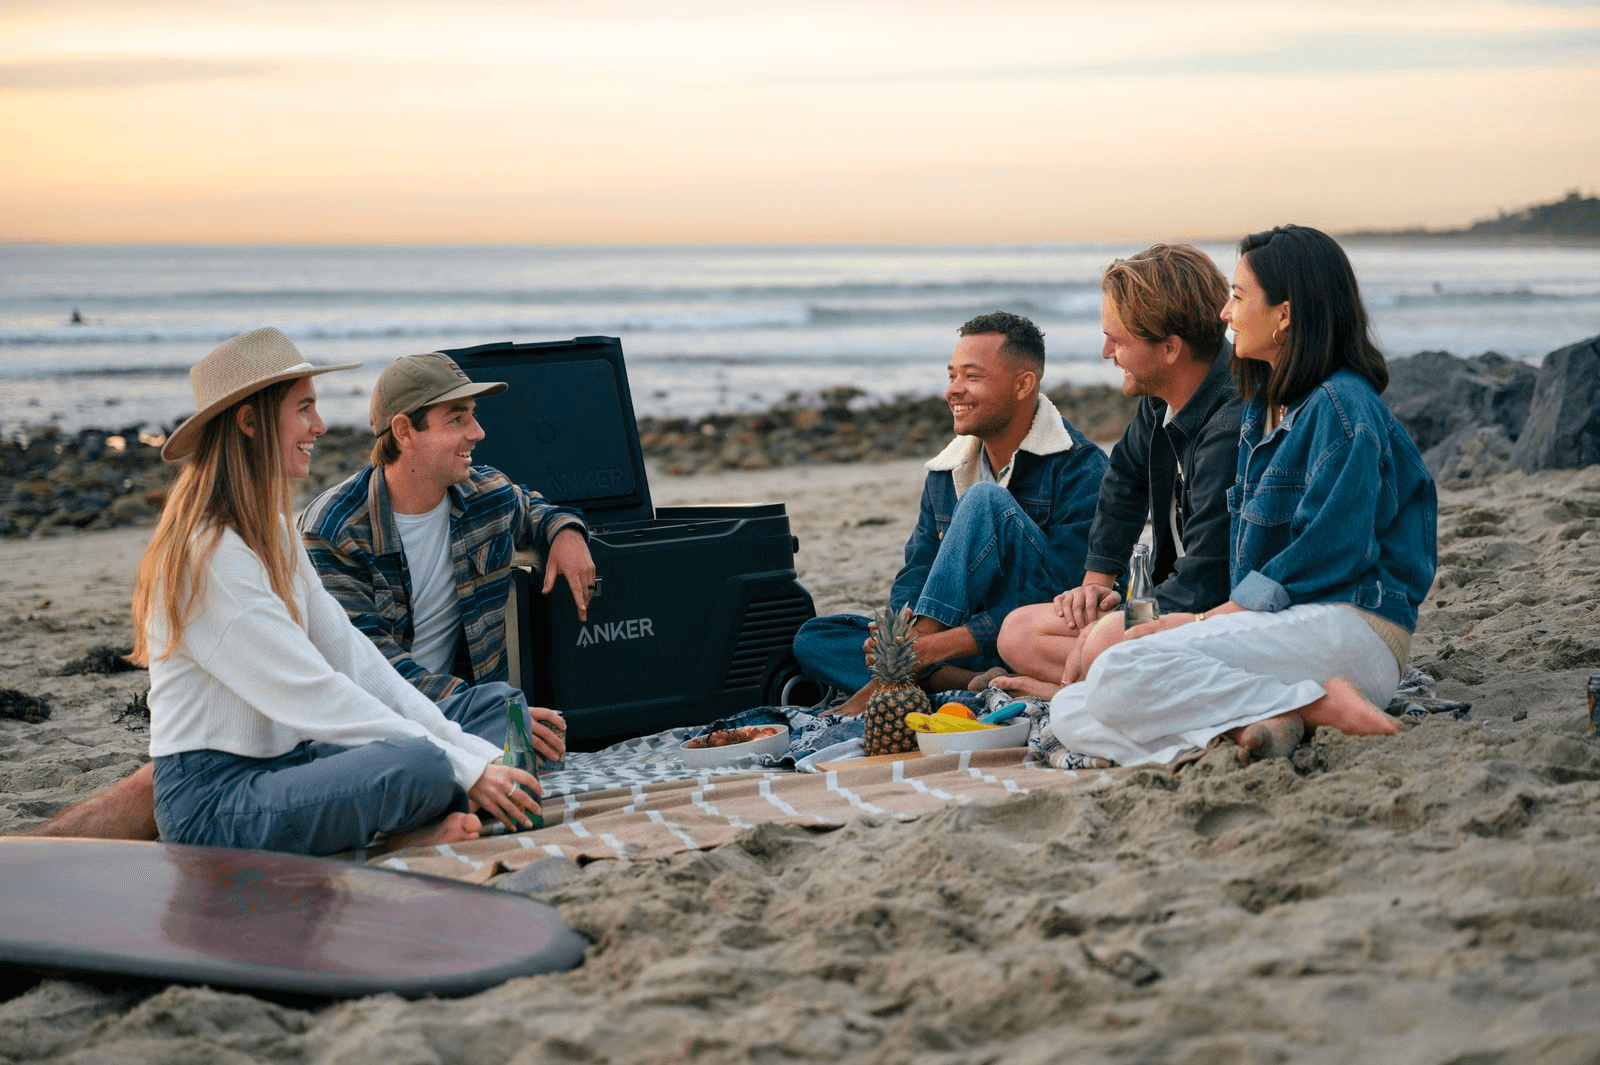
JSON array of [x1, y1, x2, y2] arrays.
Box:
[[678, 724, 791, 768], [911, 702, 1033, 755]]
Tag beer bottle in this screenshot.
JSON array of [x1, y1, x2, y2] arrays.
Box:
[[1124, 543, 1160, 626], [501, 695, 544, 830]]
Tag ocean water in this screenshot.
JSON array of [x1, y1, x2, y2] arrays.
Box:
[[2, 241, 1597, 438]]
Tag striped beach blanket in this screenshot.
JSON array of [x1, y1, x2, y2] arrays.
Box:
[[373, 748, 1126, 884]]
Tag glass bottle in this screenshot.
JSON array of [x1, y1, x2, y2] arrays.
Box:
[[1124, 543, 1160, 626], [502, 695, 544, 830]]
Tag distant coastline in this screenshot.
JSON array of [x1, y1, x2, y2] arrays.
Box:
[[1339, 190, 1600, 243]]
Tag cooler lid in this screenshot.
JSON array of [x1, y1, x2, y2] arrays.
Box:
[[437, 336, 654, 527]]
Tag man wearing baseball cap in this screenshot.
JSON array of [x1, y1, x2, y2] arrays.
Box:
[[300, 352, 595, 746]]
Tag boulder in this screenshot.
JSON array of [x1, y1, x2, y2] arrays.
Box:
[[1383, 350, 1536, 454], [107, 492, 157, 526], [1508, 335, 1600, 471], [1436, 425, 1514, 483]]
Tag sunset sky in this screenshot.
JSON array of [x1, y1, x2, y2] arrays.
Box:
[[2, 0, 1597, 244]]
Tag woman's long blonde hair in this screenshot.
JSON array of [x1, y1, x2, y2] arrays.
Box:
[[131, 380, 302, 665]]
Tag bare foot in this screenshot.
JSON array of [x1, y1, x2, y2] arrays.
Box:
[[993, 674, 1062, 700], [385, 811, 483, 852], [1234, 713, 1306, 765], [835, 680, 878, 717], [967, 667, 1008, 691], [1300, 677, 1399, 736]]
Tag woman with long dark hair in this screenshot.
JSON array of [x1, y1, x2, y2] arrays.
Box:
[[1029, 225, 1437, 765], [138, 327, 541, 853]]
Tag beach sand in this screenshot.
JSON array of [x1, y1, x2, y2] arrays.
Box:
[[2, 457, 1599, 1063]]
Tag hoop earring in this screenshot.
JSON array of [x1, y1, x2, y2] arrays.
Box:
[[1271, 325, 1285, 347]]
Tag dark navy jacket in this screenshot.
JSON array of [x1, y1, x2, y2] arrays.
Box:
[[1084, 347, 1241, 614]]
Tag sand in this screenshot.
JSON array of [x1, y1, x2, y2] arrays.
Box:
[[3, 456, 1600, 1064]]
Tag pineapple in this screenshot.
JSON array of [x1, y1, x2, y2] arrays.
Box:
[[862, 606, 930, 756]]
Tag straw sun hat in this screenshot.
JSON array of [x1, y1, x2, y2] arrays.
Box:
[[161, 327, 360, 462]]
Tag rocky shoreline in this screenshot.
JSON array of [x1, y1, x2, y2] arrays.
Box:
[[3, 335, 1595, 539], [0, 383, 1140, 539]]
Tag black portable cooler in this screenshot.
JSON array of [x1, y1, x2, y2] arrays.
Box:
[[438, 336, 818, 749]]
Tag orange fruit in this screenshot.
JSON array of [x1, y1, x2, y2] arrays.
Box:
[[935, 702, 976, 720]]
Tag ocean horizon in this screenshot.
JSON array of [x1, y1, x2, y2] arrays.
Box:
[[3, 240, 1597, 439]]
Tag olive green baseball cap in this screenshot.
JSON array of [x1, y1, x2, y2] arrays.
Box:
[[369, 352, 508, 437]]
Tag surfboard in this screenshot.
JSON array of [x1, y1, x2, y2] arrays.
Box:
[[0, 838, 586, 998]]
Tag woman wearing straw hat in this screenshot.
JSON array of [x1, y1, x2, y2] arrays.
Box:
[[135, 327, 540, 855]]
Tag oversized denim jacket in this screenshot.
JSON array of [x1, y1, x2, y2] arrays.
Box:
[[890, 393, 1108, 656], [1228, 368, 1437, 631]]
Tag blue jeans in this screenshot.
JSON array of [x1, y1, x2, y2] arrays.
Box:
[[793, 482, 1054, 692], [441, 680, 522, 745], [152, 736, 465, 856]]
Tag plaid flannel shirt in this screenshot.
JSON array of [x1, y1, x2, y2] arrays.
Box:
[[298, 464, 587, 703]]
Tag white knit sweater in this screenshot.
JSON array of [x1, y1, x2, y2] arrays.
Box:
[[146, 523, 500, 790]]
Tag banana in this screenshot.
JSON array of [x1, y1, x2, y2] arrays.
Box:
[[905, 712, 998, 734]]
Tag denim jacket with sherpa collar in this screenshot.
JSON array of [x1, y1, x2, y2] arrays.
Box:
[[889, 391, 1109, 656], [1227, 368, 1437, 631]]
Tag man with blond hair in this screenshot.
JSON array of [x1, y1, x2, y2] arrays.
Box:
[[997, 244, 1241, 688]]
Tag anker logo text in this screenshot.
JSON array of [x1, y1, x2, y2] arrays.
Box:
[[548, 467, 629, 495], [576, 618, 656, 647]]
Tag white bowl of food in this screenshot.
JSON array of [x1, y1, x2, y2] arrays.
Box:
[[678, 724, 790, 768], [915, 716, 1031, 755]]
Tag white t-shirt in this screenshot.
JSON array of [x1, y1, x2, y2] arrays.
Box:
[[392, 496, 461, 674], [1163, 405, 1187, 560]]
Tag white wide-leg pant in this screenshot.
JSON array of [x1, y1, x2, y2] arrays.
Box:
[[1048, 604, 1400, 766]]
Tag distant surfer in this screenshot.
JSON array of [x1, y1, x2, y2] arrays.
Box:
[[69, 308, 83, 324]]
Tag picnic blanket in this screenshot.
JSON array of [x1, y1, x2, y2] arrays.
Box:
[[374, 747, 1126, 884], [369, 671, 1467, 884]]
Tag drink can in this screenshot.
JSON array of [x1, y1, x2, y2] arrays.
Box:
[[540, 712, 567, 773]]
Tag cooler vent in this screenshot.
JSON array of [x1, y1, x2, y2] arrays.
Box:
[[722, 590, 814, 691]]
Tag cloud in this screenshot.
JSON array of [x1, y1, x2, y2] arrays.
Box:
[[1119, 26, 1600, 77], [0, 56, 273, 90], [807, 24, 1600, 84]]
